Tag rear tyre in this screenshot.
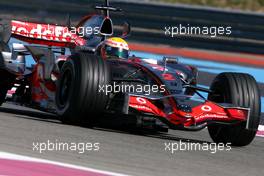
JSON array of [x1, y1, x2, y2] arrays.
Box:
[[0, 41, 11, 105], [0, 87, 7, 106], [55, 52, 110, 125], [208, 72, 260, 146]]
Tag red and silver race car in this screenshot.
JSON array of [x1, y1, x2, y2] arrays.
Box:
[[0, 0, 261, 146]]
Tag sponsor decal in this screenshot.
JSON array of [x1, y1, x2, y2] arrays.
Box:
[[11, 20, 85, 45], [196, 114, 228, 120], [129, 104, 152, 112], [162, 73, 176, 81], [201, 105, 212, 112], [136, 97, 147, 104], [149, 64, 167, 72]]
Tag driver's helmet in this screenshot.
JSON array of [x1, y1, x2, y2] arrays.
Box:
[[100, 37, 129, 59]]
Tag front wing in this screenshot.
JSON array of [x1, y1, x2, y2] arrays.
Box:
[[127, 95, 250, 131]]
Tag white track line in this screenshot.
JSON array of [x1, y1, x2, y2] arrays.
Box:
[[0, 151, 129, 176], [258, 125, 264, 131], [257, 125, 264, 137]]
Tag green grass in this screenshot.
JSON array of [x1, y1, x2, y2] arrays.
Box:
[[151, 0, 264, 12]]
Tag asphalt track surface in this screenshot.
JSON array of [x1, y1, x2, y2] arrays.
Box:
[[0, 103, 264, 176], [0, 56, 264, 175]]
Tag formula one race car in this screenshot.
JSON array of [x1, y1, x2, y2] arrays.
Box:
[[0, 0, 261, 146]]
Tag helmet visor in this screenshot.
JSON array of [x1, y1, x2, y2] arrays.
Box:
[[105, 45, 129, 59]]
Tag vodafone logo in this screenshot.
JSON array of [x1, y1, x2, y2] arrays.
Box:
[[136, 97, 147, 104], [11, 21, 73, 42], [201, 105, 212, 112]]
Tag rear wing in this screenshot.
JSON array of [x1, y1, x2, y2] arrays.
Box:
[[11, 20, 86, 47]]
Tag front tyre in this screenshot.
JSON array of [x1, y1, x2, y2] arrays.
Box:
[[56, 52, 110, 125], [208, 72, 260, 146]]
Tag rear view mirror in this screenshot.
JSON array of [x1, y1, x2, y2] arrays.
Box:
[[163, 56, 179, 64]]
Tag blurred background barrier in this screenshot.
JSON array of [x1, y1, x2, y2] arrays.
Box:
[[1, 0, 264, 54]]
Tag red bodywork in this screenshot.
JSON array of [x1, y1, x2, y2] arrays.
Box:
[[8, 19, 249, 129], [129, 96, 249, 128], [126, 59, 249, 128], [10, 20, 75, 106]]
